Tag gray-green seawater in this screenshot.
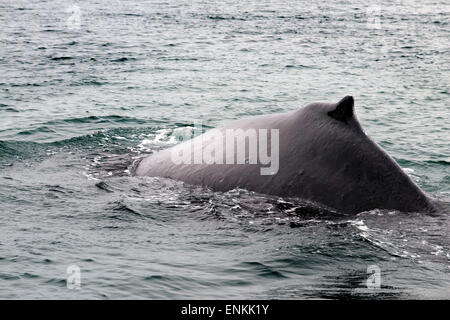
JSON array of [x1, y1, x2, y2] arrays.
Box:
[[0, 0, 449, 299]]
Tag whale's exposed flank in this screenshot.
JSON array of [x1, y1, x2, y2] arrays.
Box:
[[135, 96, 436, 214]]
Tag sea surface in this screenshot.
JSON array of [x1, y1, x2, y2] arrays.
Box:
[[0, 0, 449, 299]]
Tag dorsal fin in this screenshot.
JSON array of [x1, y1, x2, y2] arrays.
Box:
[[328, 96, 354, 123]]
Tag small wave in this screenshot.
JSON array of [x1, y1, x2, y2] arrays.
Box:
[[425, 159, 450, 166], [349, 218, 408, 258], [21, 272, 40, 279], [108, 200, 145, 220], [111, 57, 136, 62], [0, 104, 19, 112], [44, 278, 66, 287], [51, 115, 149, 125], [71, 79, 107, 86], [10, 82, 42, 87], [0, 126, 151, 166], [285, 64, 316, 69], [121, 13, 143, 17], [238, 261, 287, 279], [18, 126, 56, 136], [0, 140, 43, 161], [49, 56, 73, 61], [95, 181, 114, 193], [208, 15, 246, 21], [0, 273, 21, 281]]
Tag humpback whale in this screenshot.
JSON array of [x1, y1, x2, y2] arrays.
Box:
[[135, 96, 436, 214]]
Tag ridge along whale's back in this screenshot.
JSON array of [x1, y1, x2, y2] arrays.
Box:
[[135, 96, 437, 214]]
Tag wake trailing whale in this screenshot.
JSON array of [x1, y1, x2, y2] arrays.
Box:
[[135, 96, 436, 214]]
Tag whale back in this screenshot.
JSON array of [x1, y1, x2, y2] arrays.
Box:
[[136, 96, 435, 214]]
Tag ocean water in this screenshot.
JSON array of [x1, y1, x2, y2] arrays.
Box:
[[0, 0, 449, 299]]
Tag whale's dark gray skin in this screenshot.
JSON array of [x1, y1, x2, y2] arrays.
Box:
[[135, 96, 436, 214]]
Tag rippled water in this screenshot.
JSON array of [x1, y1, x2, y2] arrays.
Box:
[[0, 0, 449, 299]]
